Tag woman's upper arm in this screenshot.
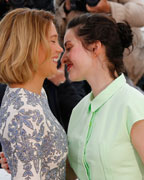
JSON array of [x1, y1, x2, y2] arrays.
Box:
[[7, 108, 45, 179], [130, 119, 144, 163]]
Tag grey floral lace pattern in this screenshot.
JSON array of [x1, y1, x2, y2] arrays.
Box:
[[0, 87, 68, 180]]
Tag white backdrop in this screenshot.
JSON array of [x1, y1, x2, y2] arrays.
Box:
[[0, 169, 11, 180]]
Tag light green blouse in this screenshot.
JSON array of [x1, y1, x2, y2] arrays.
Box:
[[68, 74, 144, 180]]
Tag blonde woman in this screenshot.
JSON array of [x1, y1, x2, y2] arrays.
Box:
[[0, 8, 68, 179]]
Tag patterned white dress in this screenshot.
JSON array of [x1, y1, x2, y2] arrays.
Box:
[[0, 87, 68, 180]]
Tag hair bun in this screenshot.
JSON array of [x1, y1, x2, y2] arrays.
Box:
[[117, 22, 133, 48]]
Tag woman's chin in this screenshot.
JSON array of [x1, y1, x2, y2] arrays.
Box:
[[69, 74, 82, 82]]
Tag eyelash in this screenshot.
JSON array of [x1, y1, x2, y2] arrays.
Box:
[[66, 47, 71, 51], [51, 41, 56, 43]]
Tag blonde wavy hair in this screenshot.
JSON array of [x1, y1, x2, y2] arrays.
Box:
[[0, 8, 54, 84]]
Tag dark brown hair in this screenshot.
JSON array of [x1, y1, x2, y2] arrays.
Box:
[[67, 13, 133, 78]]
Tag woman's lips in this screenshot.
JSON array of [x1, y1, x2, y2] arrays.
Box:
[[67, 64, 73, 71]]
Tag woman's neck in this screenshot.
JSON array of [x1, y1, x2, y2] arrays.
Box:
[[86, 69, 114, 97], [10, 74, 44, 95]]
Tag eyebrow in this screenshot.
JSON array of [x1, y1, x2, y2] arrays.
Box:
[[50, 34, 58, 38]]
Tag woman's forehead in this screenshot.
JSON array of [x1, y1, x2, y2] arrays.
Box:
[[48, 22, 58, 37]]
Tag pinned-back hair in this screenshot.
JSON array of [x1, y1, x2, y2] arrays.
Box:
[[67, 13, 133, 77], [0, 8, 54, 84]]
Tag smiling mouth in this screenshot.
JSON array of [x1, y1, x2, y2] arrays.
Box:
[[67, 63, 73, 71], [53, 58, 59, 63]]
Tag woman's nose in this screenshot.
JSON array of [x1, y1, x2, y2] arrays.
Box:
[[61, 51, 67, 64], [58, 44, 63, 53]]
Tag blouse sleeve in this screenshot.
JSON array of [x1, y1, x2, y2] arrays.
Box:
[[6, 106, 45, 179], [126, 92, 144, 134]]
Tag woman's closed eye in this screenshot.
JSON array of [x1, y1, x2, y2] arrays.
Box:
[[66, 47, 71, 51], [51, 40, 56, 43], [50, 37, 58, 44], [65, 45, 73, 52]]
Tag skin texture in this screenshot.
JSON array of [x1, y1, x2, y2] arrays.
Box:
[[131, 120, 144, 164], [37, 23, 63, 79], [0, 152, 10, 173], [62, 30, 94, 82]]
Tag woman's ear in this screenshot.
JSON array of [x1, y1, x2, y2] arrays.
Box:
[[90, 41, 102, 56]]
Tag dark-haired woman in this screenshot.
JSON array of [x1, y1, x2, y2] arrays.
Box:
[[55, 0, 144, 86], [62, 13, 144, 179]]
